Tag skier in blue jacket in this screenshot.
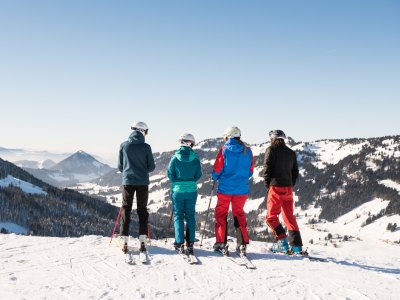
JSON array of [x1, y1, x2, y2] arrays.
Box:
[[168, 133, 202, 255], [212, 126, 254, 256]]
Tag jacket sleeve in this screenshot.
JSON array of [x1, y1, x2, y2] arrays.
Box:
[[194, 158, 202, 182], [167, 157, 176, 182], [212, 148, 224, 181], [249, 148, 254, 178], [118, 145, 123, 172], [262, 147, 272, 188], [147, 145, 156, 173], [292, 152, 299, 186]]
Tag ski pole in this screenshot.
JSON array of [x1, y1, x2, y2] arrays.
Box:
[[109, 205, 123, 246], [200, 179, 216, 247], [164, 192, 174, 245], [147, 224, 151, 246], [164, 209, 174, 245]]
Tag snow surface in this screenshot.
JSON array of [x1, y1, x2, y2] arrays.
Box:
[[379, 179, 400, 194], [244, 196, 265, 213], [292, 140, 369, 169], [0, 234, 399, 299], [0, 175, 47, 195], [249, 143, 268, 157], [0, 223, 28, 234], [252, 166, 264, 183]]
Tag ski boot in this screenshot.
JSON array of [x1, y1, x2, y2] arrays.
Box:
[[236, 244, 247, 257], [213, 242, 228, 255], [186, 242, 194, 255], [121, 236, 129, 253], [174, 242, 185, 254], [271, 238, 289, 254], [289, 245, 307, 255], [139, 234, 147, 253]]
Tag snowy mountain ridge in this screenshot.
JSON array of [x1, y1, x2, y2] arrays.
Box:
[[0, 146, 112, 169], [81, 135, 400, 242], [50, 150, 112, 175], [20, 151, 113, 187], [1, 135, 399, 243]]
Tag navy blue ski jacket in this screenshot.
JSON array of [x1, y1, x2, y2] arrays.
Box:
[[118, 131, 155, 185]]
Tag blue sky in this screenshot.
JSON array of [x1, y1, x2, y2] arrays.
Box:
[[0, 0, 399, 161]]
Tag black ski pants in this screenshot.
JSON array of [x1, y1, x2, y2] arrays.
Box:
[[120, 185, 149, 236]]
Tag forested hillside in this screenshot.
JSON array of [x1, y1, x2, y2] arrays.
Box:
[[0, 158, 121, 237]]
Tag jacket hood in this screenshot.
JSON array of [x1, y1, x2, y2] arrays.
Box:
[[128, 130, 145, 144], [174, 147, 198, 162], [224, 138, 245, 153]]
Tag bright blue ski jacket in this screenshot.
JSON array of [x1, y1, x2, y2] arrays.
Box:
[[211, 138, 254, 195]]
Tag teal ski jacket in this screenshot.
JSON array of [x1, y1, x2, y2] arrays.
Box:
[[168, 147, 202, 193]]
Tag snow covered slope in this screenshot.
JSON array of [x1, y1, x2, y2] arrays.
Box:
[[0, 175, 47, 195], [0, 234, 399, 299], [0, 223, 28, 234]]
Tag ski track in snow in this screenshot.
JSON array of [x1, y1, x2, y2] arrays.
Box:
[[1, 234, 399, 299]]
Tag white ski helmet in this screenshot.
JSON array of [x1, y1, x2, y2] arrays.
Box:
[[223, 126, 241, 139], [269, 129, 286, 140], [179, 133, 195, 147], [131, 121, 149, 134]]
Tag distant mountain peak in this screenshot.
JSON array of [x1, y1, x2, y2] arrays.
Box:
[[72, 150, 92, 158], [49, 151, 112, 179]]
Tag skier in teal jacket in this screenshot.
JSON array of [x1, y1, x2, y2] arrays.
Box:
[[167, 133, 202, 255]]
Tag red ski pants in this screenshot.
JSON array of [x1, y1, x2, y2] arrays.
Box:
[[266, 186, 299, 239], [215, 193, 249, 244]]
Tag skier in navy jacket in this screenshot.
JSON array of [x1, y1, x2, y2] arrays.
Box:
[[118, 121, 155, 253]]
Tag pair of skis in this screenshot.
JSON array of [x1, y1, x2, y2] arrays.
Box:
[[175, 248, 198, 264], [269, 247, 329, 262], [124, 246, 149, 265], [214, 247, 256, 269]]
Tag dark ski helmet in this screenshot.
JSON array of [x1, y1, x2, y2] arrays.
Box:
[[269, 130, 286, 140]]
